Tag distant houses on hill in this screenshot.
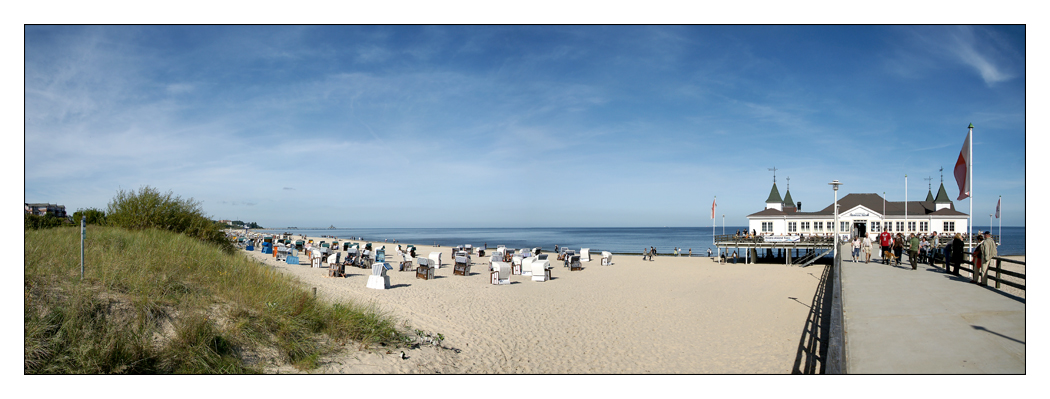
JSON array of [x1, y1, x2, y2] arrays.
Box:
[[25, 203, 67, 218]]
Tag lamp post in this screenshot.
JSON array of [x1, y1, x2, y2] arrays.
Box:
[[829, 180, 843, 260]]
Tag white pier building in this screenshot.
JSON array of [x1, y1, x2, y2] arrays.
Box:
[[746, 181, 969, 239]]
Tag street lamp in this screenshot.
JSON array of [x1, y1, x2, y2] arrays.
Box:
[[829, 180, 843, 261]]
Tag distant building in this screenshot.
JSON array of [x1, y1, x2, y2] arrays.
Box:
[[25, 203, 67, 218], [746, 181, 968, 237], [217, 219, 233, 225]]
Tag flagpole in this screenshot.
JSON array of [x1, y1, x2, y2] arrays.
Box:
[[905, 174, 908, 233], [712, 196, 716, 246], [968, 124, 973, 252], [998, 195, 1002, 245]]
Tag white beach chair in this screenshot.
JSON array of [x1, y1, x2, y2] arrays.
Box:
[[580, 248, 590, 262], [311, 249, 323, 268], [601, 251, 613, 266], [398, 251, 414, 272], [569, 255, 582, 271], [521, 256, 535, 276], [429, 252, 442, 269], [531, 254, 551, 282], [416, 257, 434, 280], [490, 261, 511, 285], [454, 255, 471, 276], [511, 253, 523, 275], [366, 261, 392, 290]]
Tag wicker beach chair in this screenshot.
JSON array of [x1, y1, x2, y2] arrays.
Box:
[[429, 252, 442, 269], [490, 261, 511, 285], [453, 255, 471, 276], [601, 251, 613, 266], [569, 255, 582, 271], [531, 254, 552, 282], [416, 258, 433, 280]]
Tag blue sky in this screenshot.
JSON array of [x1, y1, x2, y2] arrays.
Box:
[[24, 25, 1026, 227]]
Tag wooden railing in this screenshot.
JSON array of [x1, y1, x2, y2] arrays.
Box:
[[929, 252, 1025, 291], [714, 234, 836, 245], [826, 245, 846, 374]]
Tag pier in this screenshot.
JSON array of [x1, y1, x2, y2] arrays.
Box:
[[829, 243, 1024, 374], [714, 234, 836, 266]]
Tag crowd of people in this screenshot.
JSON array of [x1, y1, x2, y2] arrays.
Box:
[[852, 230, 999, 285]]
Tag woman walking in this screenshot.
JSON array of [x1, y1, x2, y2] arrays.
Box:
[[950, 233, 964, 276], [893, 233, 905, 266]]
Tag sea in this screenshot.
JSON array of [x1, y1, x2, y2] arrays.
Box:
[[256, 226, 1026, 256]]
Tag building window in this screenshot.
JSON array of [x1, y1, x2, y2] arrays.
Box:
[[788, 222, 797, 232], [943, 221, 955, 232], [907, 221, 916, 232], [920, 221, 929, 232], [761, 222, 772, 233], [814, 221, 823, 232], [801, 222, 810, 232], [896, 221, 905, 232], [871, 221, 881, 233]]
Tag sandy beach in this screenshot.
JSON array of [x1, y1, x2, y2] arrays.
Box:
[[238, 234, 827, 374]]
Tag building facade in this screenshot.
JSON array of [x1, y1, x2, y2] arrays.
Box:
[[25, 203, 67, 218], [747, 182, 968, 239]]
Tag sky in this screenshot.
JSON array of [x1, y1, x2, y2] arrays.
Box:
[[24, 25, 1026, 228]]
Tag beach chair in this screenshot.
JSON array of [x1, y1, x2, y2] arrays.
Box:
[[521, 256, 535, 276], [531, 254, 552, 282], [511, 253, 523, 275], [569, 255, 582, 271], [454, 255, 471, 276], [580, 248, 591, 262], [361, 250, 373, 269], [429, 252, 442, 269], [398, 251, 414, 272], [562, 250, 576, 267], [311, 249, 323, 268], [328, 253, 344, 277], [601, 251, 613, 266], [416, 258, 434, 280], [491, 261, 511, 285], [366, 261, 392, 290]]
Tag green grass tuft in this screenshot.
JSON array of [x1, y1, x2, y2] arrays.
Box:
[[25, 226, 407, 374]]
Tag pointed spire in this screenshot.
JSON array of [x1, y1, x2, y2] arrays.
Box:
[[925, 190, 935, 202], [765, 182, 782, 204], [934, 182, 952, 204]]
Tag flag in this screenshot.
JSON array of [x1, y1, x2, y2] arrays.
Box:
[[954, 130, 971, 200], [995, 197, 1001, 218], [711, 197, 716, 219]]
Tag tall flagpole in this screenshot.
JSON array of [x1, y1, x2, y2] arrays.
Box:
[[905, 174, 908, 233], [969, 123, 973, 251], [999, 195, 1002, 245], [712, 196, 716, 246]]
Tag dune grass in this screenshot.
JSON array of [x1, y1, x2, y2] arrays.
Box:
[[24, 226, 407, 374]]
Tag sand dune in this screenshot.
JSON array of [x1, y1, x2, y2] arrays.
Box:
[[243, 237, 825, 373]]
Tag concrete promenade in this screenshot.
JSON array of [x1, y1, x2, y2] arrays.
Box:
[[840, 249, 1025, 374]]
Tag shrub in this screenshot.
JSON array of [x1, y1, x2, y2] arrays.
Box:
[[72, 208, 107, 226], [106, 186, 233, 253], [25, 214, 64, 230]]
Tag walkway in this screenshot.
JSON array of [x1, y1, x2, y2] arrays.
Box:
[[840, 249, 1025, 374]]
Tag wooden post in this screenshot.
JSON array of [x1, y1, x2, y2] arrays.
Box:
[[995, 259, 1001, 289]]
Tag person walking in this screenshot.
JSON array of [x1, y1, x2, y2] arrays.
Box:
[[893, 233, 905, 266], [689, 248, 693, 257], [976, 231, 998, 286], [707, 248, 712, 257], [555, 244, 559, 254], [879, 230, 892, 265], [971, 235, 984, 283], [950, 233, 964, 276], [851, 237, 861, 263], [642, 247, 648, 260], [862, 235, 873, 263], [908, 233, 920, 270], [650, 246, 657, 261]]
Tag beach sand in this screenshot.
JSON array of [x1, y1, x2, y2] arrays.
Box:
[[242, 236, 826, 373]]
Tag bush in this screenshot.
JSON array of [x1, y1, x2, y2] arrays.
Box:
[[25, 214, 64, 230], [72, 208, 107, 226], [106, 186, 233, 253]]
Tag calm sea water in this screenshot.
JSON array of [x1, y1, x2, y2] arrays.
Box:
[[256, 226, 1025, 256]]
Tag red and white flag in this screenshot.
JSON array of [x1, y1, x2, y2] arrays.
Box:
[[995, 197, 1001, 218], [711, 197, 716, 219], [954, 130, 971, 200]]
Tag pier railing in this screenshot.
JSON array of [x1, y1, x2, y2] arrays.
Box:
[[826, 244, 847, 374], [929, 252, 1025, 291], [713, 234, 836, 245]]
